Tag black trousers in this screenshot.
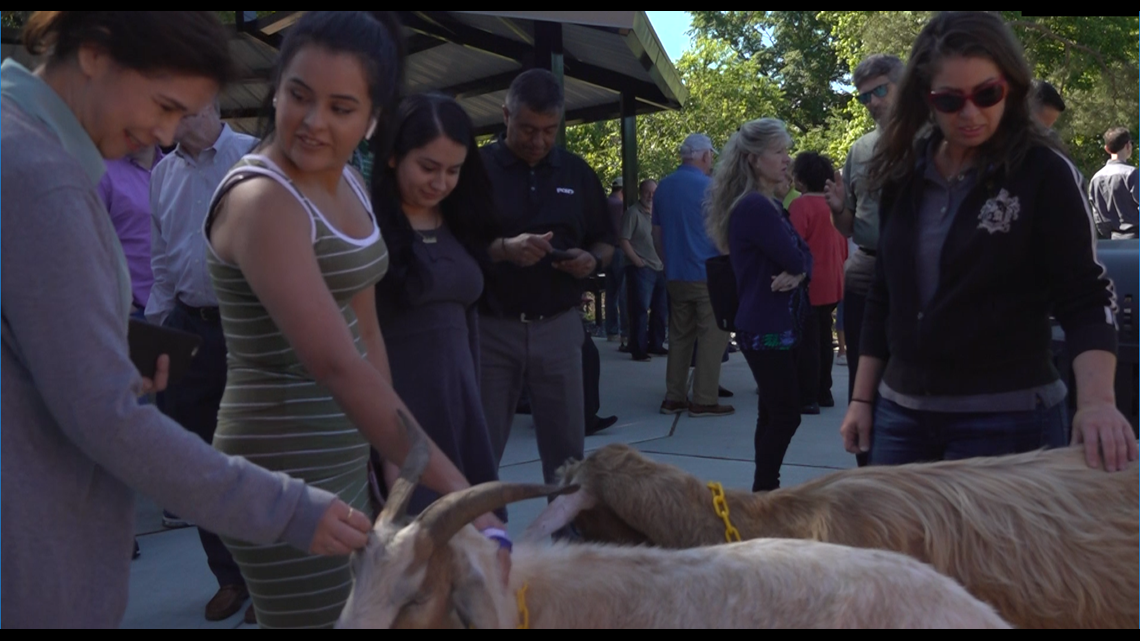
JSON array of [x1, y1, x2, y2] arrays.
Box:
[[795, 305, 821, 407], [813, 303, 838, 401], [743, 349, 802, 492], [583, 325, 601, 420], [156, 302, 245, 588]]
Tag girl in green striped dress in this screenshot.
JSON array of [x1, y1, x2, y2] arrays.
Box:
[[202, 11, 509, 629]]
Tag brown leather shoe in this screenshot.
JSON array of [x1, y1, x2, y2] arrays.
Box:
[[205, 585, 249, 622], [660, 400, 687, 415], [244, 603, 257, 625], [688, 402, 735, 418]]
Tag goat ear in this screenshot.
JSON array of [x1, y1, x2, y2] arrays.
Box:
[[554, 456, 584, 484], [418, 483, 580, 551], [519, 487, 596, 544]]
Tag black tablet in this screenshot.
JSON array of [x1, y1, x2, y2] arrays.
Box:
[[128, 319, 203, 385]]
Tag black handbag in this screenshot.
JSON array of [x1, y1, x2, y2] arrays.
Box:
[[705, 255, 738, 333]]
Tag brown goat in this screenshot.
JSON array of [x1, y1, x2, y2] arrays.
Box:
[[522, 444, 1139, 629]]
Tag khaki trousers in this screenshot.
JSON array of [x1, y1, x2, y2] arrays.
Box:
[[665, 281, 731, 406]]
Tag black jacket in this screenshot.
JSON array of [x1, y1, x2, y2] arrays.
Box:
[[863, 140, 1119, 397]]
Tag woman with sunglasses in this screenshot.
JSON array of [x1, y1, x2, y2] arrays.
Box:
[[706, 118, 813, 492], [833, 11, 1137, 472]]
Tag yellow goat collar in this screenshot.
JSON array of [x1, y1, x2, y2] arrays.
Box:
[[481, 485, 737, 631], [516, 583, 531, 629], [708, 482, 743, 543], [465, 583, 530, 630]]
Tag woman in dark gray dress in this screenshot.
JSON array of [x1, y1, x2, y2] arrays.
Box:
[[371, 93, 505, 518]]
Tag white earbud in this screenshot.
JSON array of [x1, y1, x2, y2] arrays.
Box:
[[365, 119, 378, 140]]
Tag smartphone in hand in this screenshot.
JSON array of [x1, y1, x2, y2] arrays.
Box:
[[548, 249, 577, 262], [128, 319, 203, 385]]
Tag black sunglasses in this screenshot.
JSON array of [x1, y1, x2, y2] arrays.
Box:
[[927, 78, 1008, 114], [857, 83, 890, 105]]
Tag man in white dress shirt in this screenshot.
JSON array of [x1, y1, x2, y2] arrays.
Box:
[[146, 100, 259, 624]]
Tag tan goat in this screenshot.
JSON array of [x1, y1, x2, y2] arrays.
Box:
[[522, 444, 1139, 629], [333, 415, 1012, 629]]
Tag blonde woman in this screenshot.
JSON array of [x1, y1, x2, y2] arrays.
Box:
[[705, 118, 813, 491]]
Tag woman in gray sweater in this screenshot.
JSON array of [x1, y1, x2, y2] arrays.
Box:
[[1, 12, 371, 629]]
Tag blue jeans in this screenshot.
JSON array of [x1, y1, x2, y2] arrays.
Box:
[[869, 395, 1070, 466], [624, 264, 667, 359], [604, 250, 628, 338]]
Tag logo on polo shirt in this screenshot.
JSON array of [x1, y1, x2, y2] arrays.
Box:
[[977, 189, 1020, 235], [557, 187, 576, 196]]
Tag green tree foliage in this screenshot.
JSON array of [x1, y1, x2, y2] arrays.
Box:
[[822, 11, 1139, 176], [567, 37, 782, 186], [569, 11, 1136, 185], [689, 11, 846, 135]]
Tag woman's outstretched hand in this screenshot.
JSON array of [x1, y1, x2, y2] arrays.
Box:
[[310, 500, 372, 556]]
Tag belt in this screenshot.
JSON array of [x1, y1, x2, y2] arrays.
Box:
[[510, 309, 573, 324], [859, 247, 878, 258], [177, 299, 221, 323]]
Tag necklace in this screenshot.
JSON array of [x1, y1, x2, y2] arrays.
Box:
[[411, 211, 443, 244], [936, 141, 974, 182]]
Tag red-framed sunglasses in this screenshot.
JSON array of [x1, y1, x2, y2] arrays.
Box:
[[927, 77, 1008, 114]]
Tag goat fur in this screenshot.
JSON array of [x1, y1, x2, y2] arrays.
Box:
[[525, 444, 1138, 629], [336, 509, 1012, 629]]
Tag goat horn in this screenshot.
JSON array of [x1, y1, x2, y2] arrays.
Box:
[[415, 483, 581, 550], [519, 489, 598, 544], [377, 409, 431, 527]]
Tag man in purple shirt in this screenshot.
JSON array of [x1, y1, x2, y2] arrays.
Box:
[[98, 145, 163, 316], [97, 144, 162, 563]]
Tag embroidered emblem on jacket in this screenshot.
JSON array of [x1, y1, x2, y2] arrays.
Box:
[[977, 189, 1021, 234], [557, 187, 575, 196]]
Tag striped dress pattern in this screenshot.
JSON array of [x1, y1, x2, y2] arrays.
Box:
[[203, 155, 388, 629]]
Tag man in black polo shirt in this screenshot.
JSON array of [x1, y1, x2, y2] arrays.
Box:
[[479, 69, 615, 485]]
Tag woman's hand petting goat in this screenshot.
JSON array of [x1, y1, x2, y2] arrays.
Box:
[[309, 500, 373, 556], [1070, 351, 1139, 473]]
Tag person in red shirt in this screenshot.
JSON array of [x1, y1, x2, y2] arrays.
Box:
[[789, 152, 848, 409]]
